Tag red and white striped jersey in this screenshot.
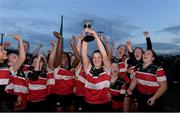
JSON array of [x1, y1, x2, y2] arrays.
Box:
[[112, 56, 130, 83], [4, 66, 17, 94], [21, 64, 31, 78], [13, 75, 28, 111], [84, 65, 111, 104], [28, 76, 47, 102], [47, 68, 55, 95], [110, 77, 126, 96], [54, 66, 75, 95], [74, 65, 86, 96], [110, 77, 127, 110], [135, 64, 167, 94], [2, 64, 28, 111], [0, 66, 12, 86]]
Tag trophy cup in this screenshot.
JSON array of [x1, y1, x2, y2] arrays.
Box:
[[82, 19, 95, 42]]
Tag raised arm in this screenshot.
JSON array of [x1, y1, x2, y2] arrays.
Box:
[[126, 40, 136, 66], [48, 40, 57, 70], [53, 31, 63, 68], [12, 34, 26, 72], [81, 40, 90, 71], [77, 33, 83, 55], [3, 41, 11, 49], [70, 35, 80, 68], [84, 28, 111, 69], [143, 31, 152, 50], [34, 55, 41, 71]]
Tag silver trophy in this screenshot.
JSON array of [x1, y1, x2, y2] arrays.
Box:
[[82, 19, 94, 42]]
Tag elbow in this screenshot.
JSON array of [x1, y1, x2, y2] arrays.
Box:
[[159, 81, 168, 93]]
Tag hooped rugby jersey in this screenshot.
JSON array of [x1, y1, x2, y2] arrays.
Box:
[[84, 65, 111, 104], [54, 66, 75, 95], [135, 64, 167, 94], [74, 65, 86, 96], [28, 71, 47, 102]]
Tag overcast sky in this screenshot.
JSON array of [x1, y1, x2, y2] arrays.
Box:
[[0, 0, 180, 54]]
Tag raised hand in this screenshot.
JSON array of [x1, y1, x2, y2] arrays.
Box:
[[53, 31, 62, 39], [84, 28, 97, 38], [3, 41, 11, 48], [34, 54, 42, 71], [143, 31, 150, 38], [12, 34, 22, 41], [70, 35, 76, 45], [50, 40, 57, 47], [126, 40, 133, 52], [77, 32, 84, 42]]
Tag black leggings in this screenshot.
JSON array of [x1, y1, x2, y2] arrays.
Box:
[[26, 100, 47, 112], [85, 101, 112, 112]]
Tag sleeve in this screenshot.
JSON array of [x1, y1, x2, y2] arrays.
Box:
[[75, 65, 82, 77], [146, 37, 152, 50], [85, 64, 92, 75], [120, 84, 127, 95], [5, 77, 14, 94], [155, 67, 167, 82], [125, 58, 129, 70]]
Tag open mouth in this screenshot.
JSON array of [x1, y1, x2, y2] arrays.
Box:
[[136, 55, 140, 58], [113, 70, 118, 73], [143, 56, 148, 60]]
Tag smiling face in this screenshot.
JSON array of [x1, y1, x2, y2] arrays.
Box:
[[134, 48, 143, 61], [0, 45, 7, 62], [8, 53, 19, 66], [60, 52, 70, 68], [23, 41, 29, 52], [92, 51, 103, 68], [32, 57, 45, 70], [32, 57, 38, 68], [143, 50, 155, 64], [111, 62, 119, 76], [116, 45, 127, 58]]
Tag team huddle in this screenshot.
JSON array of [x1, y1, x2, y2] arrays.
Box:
[[0, 29, 167, 112]]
